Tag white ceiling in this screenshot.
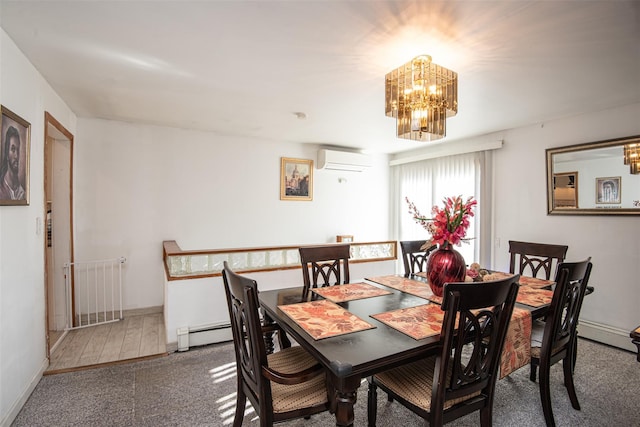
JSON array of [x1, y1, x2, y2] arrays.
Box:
[[1, 0, 639, 154]]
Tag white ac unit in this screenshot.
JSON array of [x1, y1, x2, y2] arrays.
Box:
[[317, 149, 372, 172]]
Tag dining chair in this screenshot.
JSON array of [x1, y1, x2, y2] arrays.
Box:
[[400, 240, 438, 276], [299, 244, 350, 296], [529, 258, 592, 427], [367, 275, 520, 427], [631, 326, 640, 362], [222, 262, 330, 427], [508, 240, 569, 280]]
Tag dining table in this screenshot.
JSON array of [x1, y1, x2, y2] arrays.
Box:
[[258, 273, 554, 427]]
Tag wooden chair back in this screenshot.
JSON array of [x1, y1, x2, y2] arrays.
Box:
[[431, 276, 520, 424], [508, 240, 568, 279], [399, 240, 438, 276], [222, 261, 329, 426], [222, 262, 271, 417], [542, 259, 592, 362], [299, 244, 350, 294], [531, 258, 592, 427]]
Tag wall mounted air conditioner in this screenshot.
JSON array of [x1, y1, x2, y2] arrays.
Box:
[[317, 149, 372, 172]]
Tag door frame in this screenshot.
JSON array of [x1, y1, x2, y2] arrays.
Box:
[[43, 112, 74, 357]]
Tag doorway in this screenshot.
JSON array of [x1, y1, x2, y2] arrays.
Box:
[[44, 112, 74, 357]]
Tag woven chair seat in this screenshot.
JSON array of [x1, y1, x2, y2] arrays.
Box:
[[268, 346, 328, 413], [530, 321, 562, 359], [373, 356, 481, 412]]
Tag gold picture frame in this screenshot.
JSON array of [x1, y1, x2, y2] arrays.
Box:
[[280, 157, 313, 201], [1, 105, 31, 206]]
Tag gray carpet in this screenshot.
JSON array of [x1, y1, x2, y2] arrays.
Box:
[[12, 338, 638, 426]]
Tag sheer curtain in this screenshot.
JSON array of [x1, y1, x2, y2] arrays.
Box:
[[390, 151, 492, 268]]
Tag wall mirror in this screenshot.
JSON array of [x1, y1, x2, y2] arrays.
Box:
[[546, 135, 640, 215]]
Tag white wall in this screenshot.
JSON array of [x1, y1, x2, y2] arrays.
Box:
[[164, 259, 396, 347], [0, 29, 77, 426], [75, 118, 390, 310], [488, 103, 640, 344]]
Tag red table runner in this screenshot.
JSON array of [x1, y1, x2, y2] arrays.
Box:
[[278, 299, 375, 340], [500, 307, 532, 378], [311, 282, 392, 303]]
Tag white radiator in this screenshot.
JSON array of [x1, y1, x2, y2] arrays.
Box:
[[578, 320, 636, 353], [64, 257, 126, 329], [176, 322, 233, 351]]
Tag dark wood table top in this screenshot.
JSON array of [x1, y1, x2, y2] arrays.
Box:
[[260, 278, 553, 377], [259, 283, 441, 379]]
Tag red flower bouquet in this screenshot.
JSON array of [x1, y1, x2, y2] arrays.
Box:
[[405, 195, 477, 248]]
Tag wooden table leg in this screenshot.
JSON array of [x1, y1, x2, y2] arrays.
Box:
[[330, 375, 362, 427], [261, 311, 276, 354]]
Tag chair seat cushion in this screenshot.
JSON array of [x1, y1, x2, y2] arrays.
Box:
[[373, 356, 481, 412], [530, 320, 563, 359], [267, 346, 328, 413]]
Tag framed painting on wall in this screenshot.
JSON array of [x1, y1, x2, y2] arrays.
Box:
[[280, 157, 313, 201], [596, 176, 621, 204], [0, 106, 30, 206]]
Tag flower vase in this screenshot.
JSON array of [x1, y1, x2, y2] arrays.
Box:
[[426, 242, 467, 297]]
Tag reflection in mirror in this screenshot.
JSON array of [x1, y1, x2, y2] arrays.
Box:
[[553, 172, 578, 208], [546, 135, 640, 215]]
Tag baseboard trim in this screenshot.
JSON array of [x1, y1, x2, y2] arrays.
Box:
[[578, 320, 635, 353], [0, 358, 48, 427]]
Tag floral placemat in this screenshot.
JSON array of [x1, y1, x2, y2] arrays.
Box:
[[371, 304, 445, 340], [367, 275, 443, 304], [278, 299, 375, 340], [371, 302, 532, 379], [500, 307, 532, 379], [517, 275, 554, 289], [311, 282, 392, 303], [516, 286, 554, 307], [482, 271, 554, 289]]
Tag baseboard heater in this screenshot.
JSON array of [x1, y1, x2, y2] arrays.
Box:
[[176, 322, 233, 352], [578, 320, 635, 353]]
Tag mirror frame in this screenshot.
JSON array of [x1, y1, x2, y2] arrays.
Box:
[[546, 135, 640, 215]]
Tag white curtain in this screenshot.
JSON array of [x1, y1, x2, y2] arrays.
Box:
[[390, 151, 493, 268]]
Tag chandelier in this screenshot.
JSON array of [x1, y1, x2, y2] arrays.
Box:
[[385, 55, 458, 141], [623, 143, 640, 174]]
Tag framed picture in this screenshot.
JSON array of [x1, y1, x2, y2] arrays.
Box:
[[337, 235, 353, 243], [1, 106, 30, 206], [596, 176, 621, 204], [280, 157, 313, 201]]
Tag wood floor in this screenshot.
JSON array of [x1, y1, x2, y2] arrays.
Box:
[[46, 311, 167, 374]]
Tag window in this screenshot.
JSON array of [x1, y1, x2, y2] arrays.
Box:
[[390, 151, 491, 267]]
